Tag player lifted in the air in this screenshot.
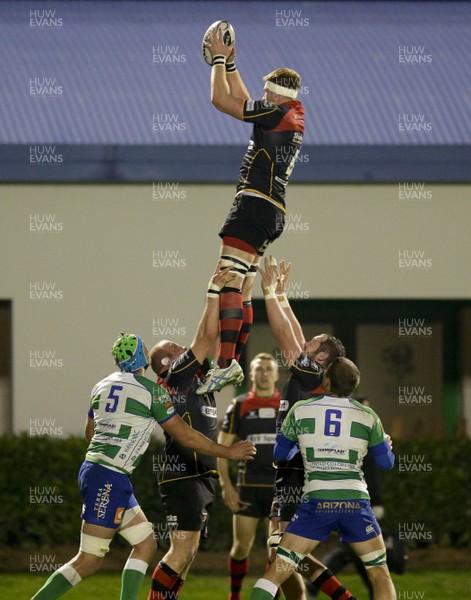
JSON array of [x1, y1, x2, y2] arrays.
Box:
[[197, 22, 304, 396]]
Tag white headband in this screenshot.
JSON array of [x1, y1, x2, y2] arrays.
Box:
[[265, 80, 298, 99]]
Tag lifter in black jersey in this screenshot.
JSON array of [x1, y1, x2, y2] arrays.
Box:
[[259, 258, 355, 600], [197, 27, 304, 396], [147, 264, 256, 600]]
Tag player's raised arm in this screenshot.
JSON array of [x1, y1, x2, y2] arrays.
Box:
[[259, 257, 302, 364], [274, 258, 305, 347], [190, 262, 236, 362], [208, 28, 245, 119], [225, 46, 251, 101]]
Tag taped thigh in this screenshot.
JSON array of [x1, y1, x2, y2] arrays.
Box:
[[119, 521, 154, 546], [276, 545, 306, 569], [359, 548, 387, 569], [80, 533, 112, 558]]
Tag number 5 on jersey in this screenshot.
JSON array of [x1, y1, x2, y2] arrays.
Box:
[[105, 384, 123, 413]]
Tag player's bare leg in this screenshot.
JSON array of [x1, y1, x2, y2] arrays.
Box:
[[250, 531, 317, 599], [148, 530, 200, 600], [350, 536, 396, 600], [31, 522, 114, 599], [197, 243, 259, 395], [229, 514, 260, 600], [235, 257, 260, 362], [268, 520, 355, 600], [268, 519, 306, 600]]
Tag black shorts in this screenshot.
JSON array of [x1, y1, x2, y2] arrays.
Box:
[[236, 485, 274, 519], [219, 193, 284, 255], [160, 477, 215, 538], [269, 468, 304, 522]]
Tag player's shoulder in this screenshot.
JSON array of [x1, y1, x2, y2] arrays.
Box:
[[133, 373, 166, 396], [292, 352, 323, 373], [294, 394, 324, 408], [245, 98, 282, 113], [348, 398, 379, 419]]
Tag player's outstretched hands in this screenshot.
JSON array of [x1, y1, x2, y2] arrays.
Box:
[[228, 440, 257, 461], [205, 25, 234, 59], [275, 258, 292, 296], [210, 259, 237, 289], [259, 255, 278, 290]]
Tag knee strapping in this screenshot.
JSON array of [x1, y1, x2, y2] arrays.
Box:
[[277, 545, 306, 569], [119, 521, 154, 546], [80, 533, 112, 558], [359, 548, 387, 569], [220, 254, 252, 277], [121, 505, 141, 528], [267, 531, 283, 553]]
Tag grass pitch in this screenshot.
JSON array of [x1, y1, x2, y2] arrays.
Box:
[[4, 569, 470, 599]]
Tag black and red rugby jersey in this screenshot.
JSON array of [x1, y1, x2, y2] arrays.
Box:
[[222, 389, 280, 486], [157, 349, 218, 483], [237, 99, 304, 212]]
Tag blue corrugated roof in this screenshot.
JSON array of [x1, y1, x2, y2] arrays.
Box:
[[1, 1, 470, 146]]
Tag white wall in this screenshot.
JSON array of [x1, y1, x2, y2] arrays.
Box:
[[1, 183, 470, 435]]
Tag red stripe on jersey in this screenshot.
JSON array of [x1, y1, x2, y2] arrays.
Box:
[[272, 101, 304, 133], [239, 389, 281, 417]]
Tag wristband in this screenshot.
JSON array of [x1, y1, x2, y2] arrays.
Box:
[[263, 285, 276, 300], [207, 281, 222, 298], [226, 62, 237, 73], [277, 293, 289, 308], [212, 54, 226, 67]]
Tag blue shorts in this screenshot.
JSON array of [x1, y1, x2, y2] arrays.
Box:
[[78, 460, 138, 529], [285, 498, 381, 543]]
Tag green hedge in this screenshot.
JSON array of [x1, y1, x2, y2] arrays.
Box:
[[378, 438, 471, 547], [2, 435, 470, 549]]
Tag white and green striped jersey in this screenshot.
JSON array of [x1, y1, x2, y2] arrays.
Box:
[[86, 371, 176, 475], [281, 395, 387, 500]]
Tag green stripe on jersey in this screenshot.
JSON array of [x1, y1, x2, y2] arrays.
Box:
[[306, 489, 370, 500], [308, 470, 363, 481], [297, 417, 315, 435], [86, 441, 120, 459], [125, 397, 151, 417], [90, 394, 100, 410], [350, 421, 371, 441]]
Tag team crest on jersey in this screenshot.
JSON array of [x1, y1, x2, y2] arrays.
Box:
[[279, 400, 289, 412], [261, 100, 276, 109]]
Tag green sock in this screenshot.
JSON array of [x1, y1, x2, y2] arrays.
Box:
[[120, 558, 148, 600], [249, 578, 278, 600], [32, 564, 81, 599]]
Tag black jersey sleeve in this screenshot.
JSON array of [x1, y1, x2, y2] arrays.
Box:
[[289, 352, 324, 391], [165, 349, 201, 389], [221, 400, 239, 435], [243, 99, 287, 129]]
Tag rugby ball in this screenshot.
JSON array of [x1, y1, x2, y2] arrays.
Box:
[[202, 20, 235, 66]]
